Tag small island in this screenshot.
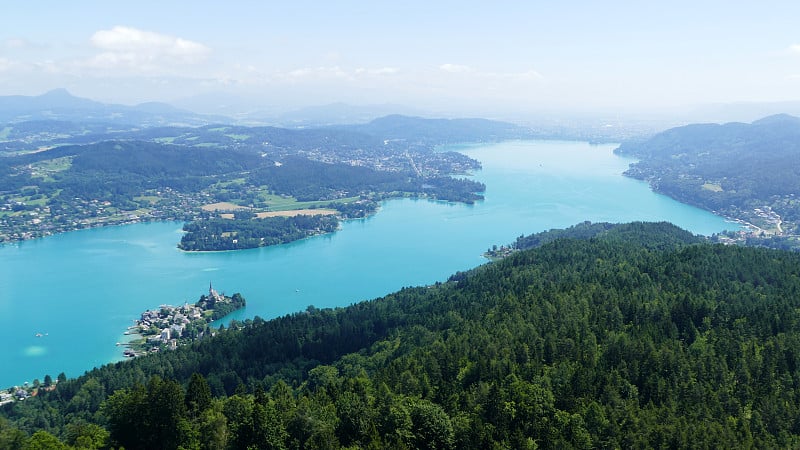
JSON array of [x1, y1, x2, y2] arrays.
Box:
[[121, 283, 245, 357]]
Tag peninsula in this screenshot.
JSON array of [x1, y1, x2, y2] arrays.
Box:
[[121, 284, 246, 357], [179, 207, 343, 252]]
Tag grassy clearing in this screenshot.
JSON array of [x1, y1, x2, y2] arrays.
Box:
[[225, 134, 251, 141], [192, 143, 219, 148], [28, 157, 73, 180], [202, 202, 251, 211], [0, 127, 12, 140], [258, 194, 361, 211], [701, 183, 724, 192], [212, 178, 247, 188], [201, 193, 362, 214], [154, 137, 177, 144], [24, 197, 49, 207], [207, 127, 230, 132], [134, 196, 161, 205], [255, 209, 337, 218]]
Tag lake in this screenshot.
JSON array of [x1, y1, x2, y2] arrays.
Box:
[[0, 140, 738, 387]]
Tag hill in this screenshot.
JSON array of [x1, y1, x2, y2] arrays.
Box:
[[4, 222, 800, 448], [0, 89, 223, 126], [615, 115, 800, 239], [0, 138, 483, 242], [344, 114, 535, 146]]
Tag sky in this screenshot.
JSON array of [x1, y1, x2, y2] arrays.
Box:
[[2, 1, 800, 116]]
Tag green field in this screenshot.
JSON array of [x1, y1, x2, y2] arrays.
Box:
[[133, 195, 161, 205], [28, 156, 72, 180], [213, 178, 247, 188], [259, 193, 360, 211], [701, 182, 723, 192], [24, 197, 49, 207]]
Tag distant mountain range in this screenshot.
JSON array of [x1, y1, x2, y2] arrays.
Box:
[[0, 89, 227, 126], [0, 92, 542, 155], [0, 89, 439, 128], [254, 102, 427, 127], [342, 114, 535, 144]]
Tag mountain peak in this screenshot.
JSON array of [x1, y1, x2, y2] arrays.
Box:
[[752, 113, 800, 127], [40, 88, 76, 99]]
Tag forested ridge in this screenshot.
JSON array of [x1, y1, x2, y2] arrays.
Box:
[[4, 222, 800, 448], [615, 114, 800, 236]]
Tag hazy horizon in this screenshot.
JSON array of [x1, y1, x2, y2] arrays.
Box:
[[4, 2, 800, 119]]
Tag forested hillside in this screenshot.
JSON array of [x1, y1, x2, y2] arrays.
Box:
[[615, 114, 800, 236], [343, 115, 534, 145], [4, 222, 800, 448], [0, 137, 484, 242]]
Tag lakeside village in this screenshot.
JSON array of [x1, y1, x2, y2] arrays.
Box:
[[120, 283, 246, 358], [1, 284, 246, 407]]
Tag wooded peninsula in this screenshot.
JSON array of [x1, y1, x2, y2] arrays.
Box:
[[122, 287, 246, 357]]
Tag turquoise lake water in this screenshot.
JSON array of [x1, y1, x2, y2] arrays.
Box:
[[0, 141, 738, 387]]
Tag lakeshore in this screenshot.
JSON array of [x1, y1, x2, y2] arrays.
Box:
[[0, 141, 740, 388]]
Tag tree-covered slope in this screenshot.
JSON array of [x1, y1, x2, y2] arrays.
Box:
[[0, 136, 484, 242], [5, 222, 800, 448], [615, 114, 800, 235], [345, 114, 534, 145]]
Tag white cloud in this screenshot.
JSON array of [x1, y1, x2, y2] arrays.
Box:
[[0, 57, 30, 73], [486, 69, 544, 81], [3, 38, 31, 49], [86, 26, 210, 71], [439, 63, 474, 73], [284, 66, 351, 81], [438, 63, 542, 82], [0, 57, 13, 72], [355, 67, 399, 76], [273, 66, 400, 83], [790, 44, 800, 54]]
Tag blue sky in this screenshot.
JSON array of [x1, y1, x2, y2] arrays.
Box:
[[2, 1, 800, 115]]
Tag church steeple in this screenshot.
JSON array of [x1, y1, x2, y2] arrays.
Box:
[[208, 281, 222, 302]]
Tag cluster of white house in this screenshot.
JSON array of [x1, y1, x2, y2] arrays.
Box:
[[125, 284, 227, 357], [138, 303, 203, 340]]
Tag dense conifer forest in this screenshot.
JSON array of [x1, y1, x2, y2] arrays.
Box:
[[4, 222, 800, 448]]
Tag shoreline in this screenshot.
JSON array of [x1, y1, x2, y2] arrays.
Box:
[[121, 292, 246, 358], [1, 199, 385, 246], [0, 139, 753, 393]]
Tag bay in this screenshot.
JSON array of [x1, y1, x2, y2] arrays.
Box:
[[0, 140, 737, 387]]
